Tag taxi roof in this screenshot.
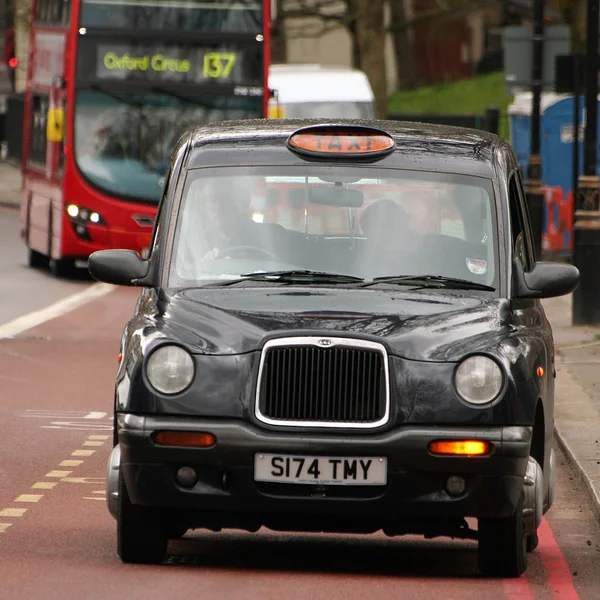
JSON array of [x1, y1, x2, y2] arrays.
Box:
[[184, 119, 501, 178]]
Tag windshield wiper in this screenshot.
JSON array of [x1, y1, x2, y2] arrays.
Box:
[[209, 270, 365, 286], [360, 274, 495, 291]]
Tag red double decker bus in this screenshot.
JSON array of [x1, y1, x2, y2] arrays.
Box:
[[21, 0, 270, 276]]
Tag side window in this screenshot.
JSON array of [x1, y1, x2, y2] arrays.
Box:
[[29, 94, 48, 167], [514, 169, 536, 263], [149, 173, 171, 255], [508, 173, 532, 271], [35, 0, 71, 26]]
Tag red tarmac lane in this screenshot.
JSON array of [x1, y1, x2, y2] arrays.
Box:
[[1, 287, 599, 599]]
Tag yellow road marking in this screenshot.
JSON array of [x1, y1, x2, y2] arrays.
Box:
[[60, 460, 84, 467], [83, 441, 104, 447], [88, 435, 110, 440], [15, 495, 43, 503], [46, 470, 72, 478], [0, 508, 27, 517], [32, 482, 58, 490], [0, 523, 13, 533], [72, 450, 95, 457], [83, 497, 105, 501], [61, 477, 104, 484]]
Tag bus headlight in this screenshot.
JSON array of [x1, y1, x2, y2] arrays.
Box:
[[66, 204, 105, 225], [454, 355, 503, 405], [146, 345, 195, 395]]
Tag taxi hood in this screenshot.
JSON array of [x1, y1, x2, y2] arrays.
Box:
[[155, 287, 511, 362]]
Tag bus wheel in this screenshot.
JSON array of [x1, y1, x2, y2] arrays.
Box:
[[49, 258, 75, 278], [28, 248, 49, 269]]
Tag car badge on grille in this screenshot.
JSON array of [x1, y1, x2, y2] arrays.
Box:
[[317, 338, 333, 347]]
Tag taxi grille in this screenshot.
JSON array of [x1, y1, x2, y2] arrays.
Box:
[[256, 339, 389, 427]]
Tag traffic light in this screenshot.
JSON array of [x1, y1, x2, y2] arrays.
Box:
[[4, 27, 15, 92]]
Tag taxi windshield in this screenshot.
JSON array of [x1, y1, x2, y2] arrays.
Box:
[[169, 166, 498, 289]]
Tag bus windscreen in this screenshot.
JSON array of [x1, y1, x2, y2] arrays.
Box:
[[79, 0, 262, 33]]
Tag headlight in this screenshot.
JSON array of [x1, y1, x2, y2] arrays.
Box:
[[146, 345, 195, 395], [454, 355, 503, 405]]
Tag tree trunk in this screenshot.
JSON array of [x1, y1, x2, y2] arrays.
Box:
[[548, 0, 585, 52], [270, 0, 287, 64], [390, 0, 417, 90], [354, 0, 387, 118], [346, 0, 362, 69]]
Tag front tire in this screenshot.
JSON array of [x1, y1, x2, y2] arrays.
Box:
[[49, 257, 76, 278], [117, 471, 168, 564], [478, 494, 527, 578], [28, 248, 49, 269]]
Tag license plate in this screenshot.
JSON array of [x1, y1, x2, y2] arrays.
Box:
[[254, 454, 387, 485]]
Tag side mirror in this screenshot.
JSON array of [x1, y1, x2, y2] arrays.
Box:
[[46, 107, 65, 143], [514, 259, 580, 299], [88, 250, 152, 286]]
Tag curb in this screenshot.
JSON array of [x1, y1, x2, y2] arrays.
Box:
[[554, 422, 600, 523]]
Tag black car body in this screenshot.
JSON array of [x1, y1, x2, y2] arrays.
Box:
[[89, 119, 579, 576]]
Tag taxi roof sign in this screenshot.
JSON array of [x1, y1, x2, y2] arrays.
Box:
[[287, 126, 395, 159]]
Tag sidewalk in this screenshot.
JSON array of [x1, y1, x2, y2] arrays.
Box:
[[543, 293, 600, 522], [0, 159, 22, 208]]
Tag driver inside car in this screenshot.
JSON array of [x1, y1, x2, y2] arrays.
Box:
[[199, 188, 259, 262]]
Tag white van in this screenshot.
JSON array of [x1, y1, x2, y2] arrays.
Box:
[[268, 64, 375, 120]]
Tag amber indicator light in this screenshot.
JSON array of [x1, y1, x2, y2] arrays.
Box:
[[429, 440, 494, 456], [154, 431, 216, 448], [536, 366, 545, 377], [288, 127, 395, 156]]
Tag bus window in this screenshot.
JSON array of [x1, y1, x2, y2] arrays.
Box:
[[29, 95, 49, 167], [35, 0, 71, 26], [79, 0, 261, 33]]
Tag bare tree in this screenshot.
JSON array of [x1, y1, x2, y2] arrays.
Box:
[[354, 0, 387, 118], [390, 0, 417, 90]]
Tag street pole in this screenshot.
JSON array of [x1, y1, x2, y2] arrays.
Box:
[[525, 0, 545, 261], [572, 0, 600, 325], [572, 56, 582, 211]]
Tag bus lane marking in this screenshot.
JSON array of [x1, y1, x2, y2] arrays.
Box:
[[0, 434, 110, 534], [60, 460, 84, 467], [32, 482, 57, 490], [72, 450, 95, 457], [15, 495, 44, 503], [0, 508, 27, 518]]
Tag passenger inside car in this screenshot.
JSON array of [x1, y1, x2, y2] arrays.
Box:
[[359, 199, 416, 277]]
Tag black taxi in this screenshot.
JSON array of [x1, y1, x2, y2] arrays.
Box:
[[88, 120, 579, 576]]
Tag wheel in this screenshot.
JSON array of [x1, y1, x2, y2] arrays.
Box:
[[27, 248, 49, 269], [117, 470, 168, 564], [478, 494, 527, 577], [49, 257, 76, 278], [526, 531, 539, 553]]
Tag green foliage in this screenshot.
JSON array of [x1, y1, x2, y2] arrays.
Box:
[[387, 71, 514, 140]]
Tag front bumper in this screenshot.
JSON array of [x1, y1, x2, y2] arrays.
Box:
[[116, 414, 532, 533]]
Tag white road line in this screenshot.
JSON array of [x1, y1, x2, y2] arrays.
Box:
[[0, 283, 115, 339]]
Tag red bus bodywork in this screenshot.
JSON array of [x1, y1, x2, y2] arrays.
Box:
[[21, 0, 271, 274]]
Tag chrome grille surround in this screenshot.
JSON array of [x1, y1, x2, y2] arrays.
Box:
[[255, 336, 390, 429]]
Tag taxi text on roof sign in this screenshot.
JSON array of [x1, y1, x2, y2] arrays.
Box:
[[287, 126, 395, 158]]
